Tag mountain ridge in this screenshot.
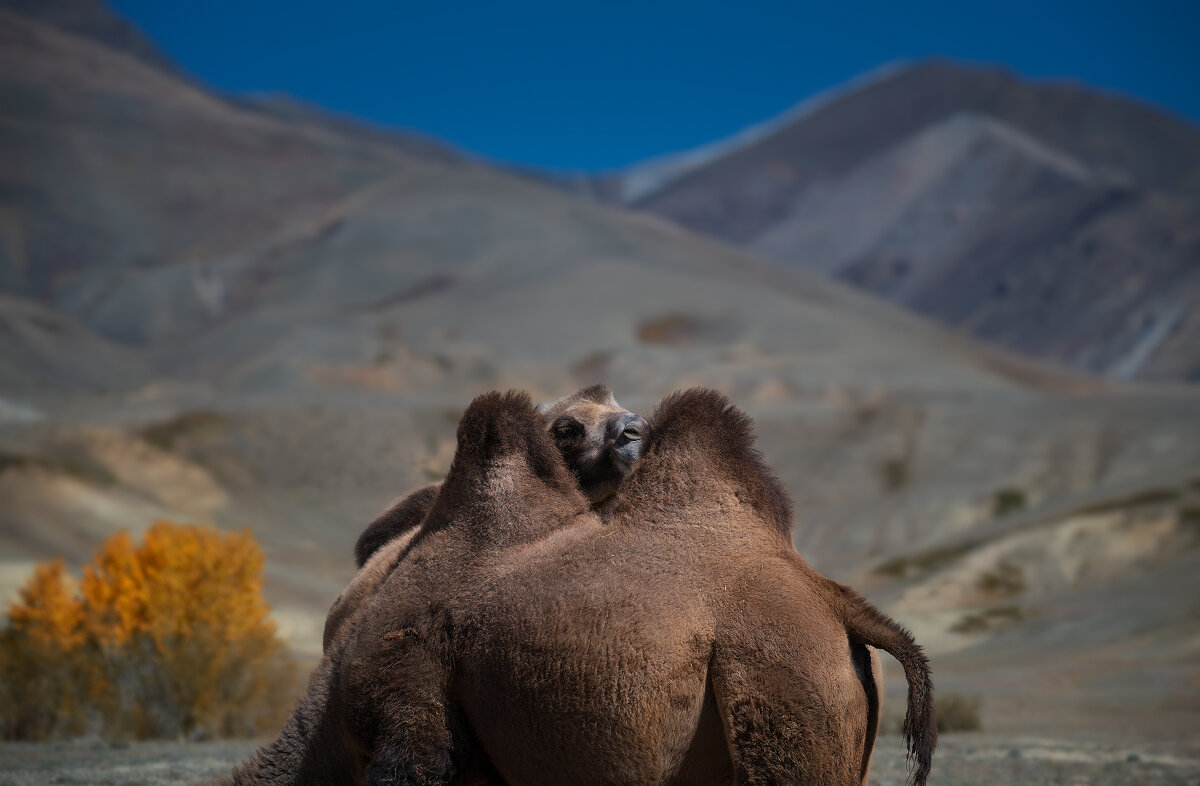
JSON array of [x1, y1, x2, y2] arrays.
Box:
[[599, 59, 1200, 381]]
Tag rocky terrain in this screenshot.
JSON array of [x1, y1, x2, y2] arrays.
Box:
[[0, 0, 1197, 764], [593, 61, 1200, 382], [3, 733, 1199, 786]]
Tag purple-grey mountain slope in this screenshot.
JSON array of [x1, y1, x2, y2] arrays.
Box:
[[611, 62, 1200, 382]]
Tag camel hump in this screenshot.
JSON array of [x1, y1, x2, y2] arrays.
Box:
[[646, 388, 793, 538], [453, 390, 546, 464], [651, 388, 751, 450], [449, 389, 575, 490]]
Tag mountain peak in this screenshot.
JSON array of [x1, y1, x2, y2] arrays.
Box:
[[614, 58, 1200, 381]]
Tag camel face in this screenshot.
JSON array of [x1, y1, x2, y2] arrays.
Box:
[[541, 383, 645, 504], [549, 403, 646, 503], [352, 384, 643, 570]]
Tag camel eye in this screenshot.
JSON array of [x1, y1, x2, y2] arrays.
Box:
[[552, 418, 583, 439]]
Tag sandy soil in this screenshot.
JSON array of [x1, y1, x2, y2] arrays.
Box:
[[2, 734, 1198, 785]]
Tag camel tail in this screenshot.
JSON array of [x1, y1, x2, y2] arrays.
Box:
[[833, 584, 936, 786]]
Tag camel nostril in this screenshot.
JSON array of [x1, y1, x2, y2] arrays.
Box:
[[610, 414, 647, 444]]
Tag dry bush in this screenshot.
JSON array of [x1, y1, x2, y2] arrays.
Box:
[[881, 692, 983, 735], [992, 487, 1027, 517], [949, 605, 1024, 634], [1180, 505, 1200, 535], [0, 522, 296, 741], [976, 562, 1026, 597], [637, 313, 704, 345], [873, 543, 971, 579], [879, 455, 912, 492], [138, 411, 227, 451], [936, 693, 983, 733]]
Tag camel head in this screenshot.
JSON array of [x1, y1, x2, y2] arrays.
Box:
[[540, 384, 647, 504]]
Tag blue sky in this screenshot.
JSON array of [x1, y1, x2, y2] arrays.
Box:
[[110, 0, 1199, 171]]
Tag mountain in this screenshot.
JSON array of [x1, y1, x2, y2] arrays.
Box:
[[1, 3, 1198, 736], [2, 7, 1067, 402], [609, 61, 1200, 382], [0, 0, 177, 73]]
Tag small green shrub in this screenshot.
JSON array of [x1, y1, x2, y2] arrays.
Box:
[[992, 487, 1027, 517]]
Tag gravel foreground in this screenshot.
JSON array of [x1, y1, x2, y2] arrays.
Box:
[[1, 734, 1198, 785]]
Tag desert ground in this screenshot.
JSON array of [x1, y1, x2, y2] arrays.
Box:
[[2, 733, 1199, 785]]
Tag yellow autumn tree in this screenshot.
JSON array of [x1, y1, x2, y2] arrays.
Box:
[[0, 560, 88, 739], [1, 522, 296, 741], [8, 559, 85, 647]]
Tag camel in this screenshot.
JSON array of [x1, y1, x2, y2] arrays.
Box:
[[351, 384, 645, 569], [325, 384, 646, 654], [226, 389, 932, 785]]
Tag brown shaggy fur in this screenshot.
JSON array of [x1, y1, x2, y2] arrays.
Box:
[[351, 384, 642, 570], [353, 484, 442, 570], [224, 389, 933, 786], [328, 385, 643, 658]]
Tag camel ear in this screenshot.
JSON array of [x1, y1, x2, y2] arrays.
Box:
[[538, 383, 617, 419], [576, 383, 617, 407]]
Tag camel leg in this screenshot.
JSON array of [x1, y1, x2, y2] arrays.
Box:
[[851, 643, 882, 786], [354, 630, 461, 786], [709, 608, 868, 785], [222, 656, 364, 785]]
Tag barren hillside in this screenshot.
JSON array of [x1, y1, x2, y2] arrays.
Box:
[[606, 61, 1200, 382], [0, 2, 1197, 737]]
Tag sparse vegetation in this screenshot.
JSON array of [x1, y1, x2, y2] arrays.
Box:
[[950, 605, 1025, 634], [874, 543, 971, 579], [1181, 506, 1200, 532], [992, 487, 1027, 517], [139, 411, 227, 451], [0, 522, 296, 741], [1180, 505, 1200, 547], [637, 313, 703, 345], [936, 693, 983, 733], [977, 562, 1026, 597], [879, 455, 912, 492], [877, 409, 924, 493], [0, 450, 116, 486], [882, 692, 983, 735]]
